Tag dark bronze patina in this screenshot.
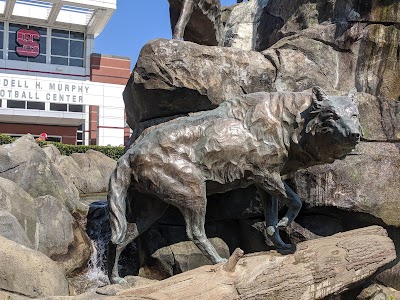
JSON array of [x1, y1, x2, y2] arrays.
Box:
[[107, 87, 361, 283]]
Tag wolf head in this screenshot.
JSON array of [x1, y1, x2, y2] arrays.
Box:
[[304, 86, 362, 162]]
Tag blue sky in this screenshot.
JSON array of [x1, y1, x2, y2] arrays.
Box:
[[94, 0, 238, 69]]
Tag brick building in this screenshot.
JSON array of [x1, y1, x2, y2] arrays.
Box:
[[0, 0, 131, 145]]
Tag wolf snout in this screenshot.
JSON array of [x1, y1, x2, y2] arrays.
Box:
[[350, 132, 360, 140]]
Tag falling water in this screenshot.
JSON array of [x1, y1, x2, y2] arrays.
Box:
[[69, 199, 111, 294]]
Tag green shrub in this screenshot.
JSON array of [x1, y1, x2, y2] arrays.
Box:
[[0, 134, 124, 160], [0, 134, 16, 145]]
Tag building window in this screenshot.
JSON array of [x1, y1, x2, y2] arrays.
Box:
[[8, 23, 47, 63], [51, 29, 84, 67], [77, 123, 84, 145], [27, 101, 45, 110], [69, 104, 83, 112], [7, 100, 26, 109], [0, 22, 4, 59], [50, 103, 67, 111]]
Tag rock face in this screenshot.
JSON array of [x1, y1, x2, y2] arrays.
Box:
[[294, 142, 400, 227], [0, 136, 93, 278], [0, 235, 69, 298], [223, 0, 269, 50]]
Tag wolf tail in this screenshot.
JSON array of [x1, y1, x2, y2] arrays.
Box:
[[108, 155, 132, 245]]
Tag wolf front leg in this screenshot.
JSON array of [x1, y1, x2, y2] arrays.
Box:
[[257, 187, 294, 253], [276, 182, 302, 229]]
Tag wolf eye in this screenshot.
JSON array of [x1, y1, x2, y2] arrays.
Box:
[[352, 114, 358, 118]]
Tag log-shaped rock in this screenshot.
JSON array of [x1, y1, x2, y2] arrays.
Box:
[[110, 226, 395, 300]]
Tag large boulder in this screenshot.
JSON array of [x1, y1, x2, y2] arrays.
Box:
[[125, 38, 276, 129], [0, 135, 87, 219], [0, 177, 38, 245], [140, 238, 230, 278], [35, 195, 92, 275], [0, 235, 69, 298], [0, 209, 32, 248], [0, 177, 91, 274], [72, 150, 116, 191], [53, 150, 116, 194]]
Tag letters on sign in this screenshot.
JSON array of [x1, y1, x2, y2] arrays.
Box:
[[16, 29, 40, 58]]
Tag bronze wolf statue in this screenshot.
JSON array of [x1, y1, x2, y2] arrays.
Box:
[[107, 87, 361, 283]]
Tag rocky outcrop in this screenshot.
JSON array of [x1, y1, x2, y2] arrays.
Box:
[[0, 235, 69, 298], [0, 134, 87, 218], [118, 0, 400, 296]]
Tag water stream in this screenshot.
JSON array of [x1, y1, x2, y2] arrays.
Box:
[[70, 195, 111, 294]]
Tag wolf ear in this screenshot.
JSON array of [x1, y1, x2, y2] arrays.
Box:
[[348, 88, 357, 101], [312, 86, 329, 103]]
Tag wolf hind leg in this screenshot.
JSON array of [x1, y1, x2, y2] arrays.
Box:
[[180, 204, 227, 264], [173, 0, 195, 40], [108, 196, 169, 284]]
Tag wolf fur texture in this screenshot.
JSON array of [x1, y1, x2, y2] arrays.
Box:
[[107, 87, 361, 283]]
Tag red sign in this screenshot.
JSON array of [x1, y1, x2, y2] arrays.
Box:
[[16, 29, 40, 58]]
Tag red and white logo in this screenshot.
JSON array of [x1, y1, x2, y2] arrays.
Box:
[[16, 29, 40, 58]]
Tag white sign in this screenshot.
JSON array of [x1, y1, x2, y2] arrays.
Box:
[[0, 74, 105, 105]]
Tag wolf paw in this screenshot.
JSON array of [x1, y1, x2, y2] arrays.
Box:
[[277, 217, 289, 229], [110, 276, 128, 285]]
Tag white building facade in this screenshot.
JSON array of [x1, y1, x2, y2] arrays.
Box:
[[0, 0, 131, 146]]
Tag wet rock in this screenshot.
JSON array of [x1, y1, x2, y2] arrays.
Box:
[[96, 276, 156, 296], [0, 235, 69, 298]]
